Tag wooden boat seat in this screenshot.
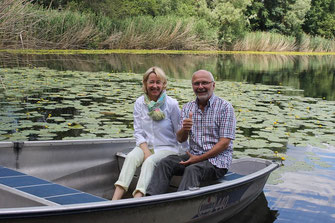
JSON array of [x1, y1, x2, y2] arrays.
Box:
[[0, 165, 107, 206]]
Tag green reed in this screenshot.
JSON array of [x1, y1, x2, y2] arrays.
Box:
[[232, 32, 335, 52]]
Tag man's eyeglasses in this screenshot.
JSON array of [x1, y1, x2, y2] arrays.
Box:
[[192, 81, 213, 86]]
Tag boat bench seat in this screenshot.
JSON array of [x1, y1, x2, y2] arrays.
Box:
[[115, 152, 245, 188], [0, 165, 107, 206]]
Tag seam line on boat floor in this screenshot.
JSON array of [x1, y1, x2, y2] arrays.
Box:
[[0, 175, 27, 179], [15, 183, 53, 189], [44, 192, 83, 199]]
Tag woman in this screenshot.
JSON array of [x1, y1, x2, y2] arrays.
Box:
[[112, 66, 181, 200]]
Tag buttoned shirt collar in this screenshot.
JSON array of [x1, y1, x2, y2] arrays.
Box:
[[195, 93, 216, 109]]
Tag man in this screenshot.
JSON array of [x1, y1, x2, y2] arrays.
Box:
[[146, 70, 236, 194]]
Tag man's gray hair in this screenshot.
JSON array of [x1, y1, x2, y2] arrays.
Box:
[[192, 70, 215, 82]]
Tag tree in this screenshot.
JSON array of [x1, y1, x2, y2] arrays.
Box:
[[212, 0, 252, 48], [63, 0, 199, 18], [247, 0, 311, 36], [246, 0, 268, 31], [283, 0, 311, 36], [303, 0, 335, 38]]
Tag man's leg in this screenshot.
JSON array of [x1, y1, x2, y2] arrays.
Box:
[[146, 154, 188, 195], [177, 161, 227, 191]]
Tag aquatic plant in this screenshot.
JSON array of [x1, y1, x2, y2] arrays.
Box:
[[0, 67, 334, 161]]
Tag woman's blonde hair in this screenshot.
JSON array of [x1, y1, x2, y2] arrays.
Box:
[[142, 66, 167, 94]]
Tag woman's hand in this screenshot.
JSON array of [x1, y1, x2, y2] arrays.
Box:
[[139, 142, 152, 161], [143, 149, 152, 161]]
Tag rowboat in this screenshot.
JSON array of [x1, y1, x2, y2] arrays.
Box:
[[0, 138, 279, 223]]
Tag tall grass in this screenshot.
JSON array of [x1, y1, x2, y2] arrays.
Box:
[[233, 32, 335, 52], [100, 16, 217, 50], [0, 0, 101, 49], [0, 0, 217, 50], [232, 32, 297, 51], [33, 10, 100, 49], [0, 0, 38, 48], [298, 34, 335, 52]]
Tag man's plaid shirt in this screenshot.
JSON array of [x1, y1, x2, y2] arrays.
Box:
[[180, 94, 236, 169]]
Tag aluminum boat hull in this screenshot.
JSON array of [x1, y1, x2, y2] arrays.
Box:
[[0, 138, 279, 223]]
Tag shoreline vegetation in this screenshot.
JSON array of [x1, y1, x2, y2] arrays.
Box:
[[2, 49, 335, 56], [1, 0, 335, 52]]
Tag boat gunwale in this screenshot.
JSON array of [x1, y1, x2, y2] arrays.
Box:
[[0, 138, 136, 147], [0, 142, 13, 148]]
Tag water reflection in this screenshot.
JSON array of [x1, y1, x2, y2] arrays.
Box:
[[265, 145, 335, 223], [0, 52, 334, 100], [223, 192, 278, 223]]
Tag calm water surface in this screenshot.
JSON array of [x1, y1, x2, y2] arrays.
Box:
[[0, 52, 334, 222], [1, 52, 334, 100]]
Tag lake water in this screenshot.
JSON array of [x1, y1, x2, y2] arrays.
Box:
[[0, 52, 334, 222]]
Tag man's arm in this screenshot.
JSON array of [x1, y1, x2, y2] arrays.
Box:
[[180, 137, 231, 166]]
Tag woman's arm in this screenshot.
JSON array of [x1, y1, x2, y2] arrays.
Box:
[[170, 100, 181, 135], [133, 97, 152, 160], [133, 98, 147, 146]]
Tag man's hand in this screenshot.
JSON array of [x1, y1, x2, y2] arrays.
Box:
[[177, 112, 193, 142], [179, 151, 201, 166], [182, 112, 193, 131], [179, 137, 232, 166]]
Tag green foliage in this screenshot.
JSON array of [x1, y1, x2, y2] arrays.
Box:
[[246, 1, 267, 31], [303, 0, 335, 38], [283, 0, 311, 36], [32, 0, 71, 9], [63, 0, 200, 18], [247, 0, 311, 37], [101, 0, 160, 18], [156, 0, 199, 17], [194, 0, 212, 21], [212, 0, 251, 48]]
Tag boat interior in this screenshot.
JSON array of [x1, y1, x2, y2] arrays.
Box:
[[0, 140, 272, 209]]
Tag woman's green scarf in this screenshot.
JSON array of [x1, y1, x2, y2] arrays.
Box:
[[145, 91, 166, 121]]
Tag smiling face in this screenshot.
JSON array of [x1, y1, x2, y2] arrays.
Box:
[[192, 70, 215, 103], [146, 73, 164, 101]]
